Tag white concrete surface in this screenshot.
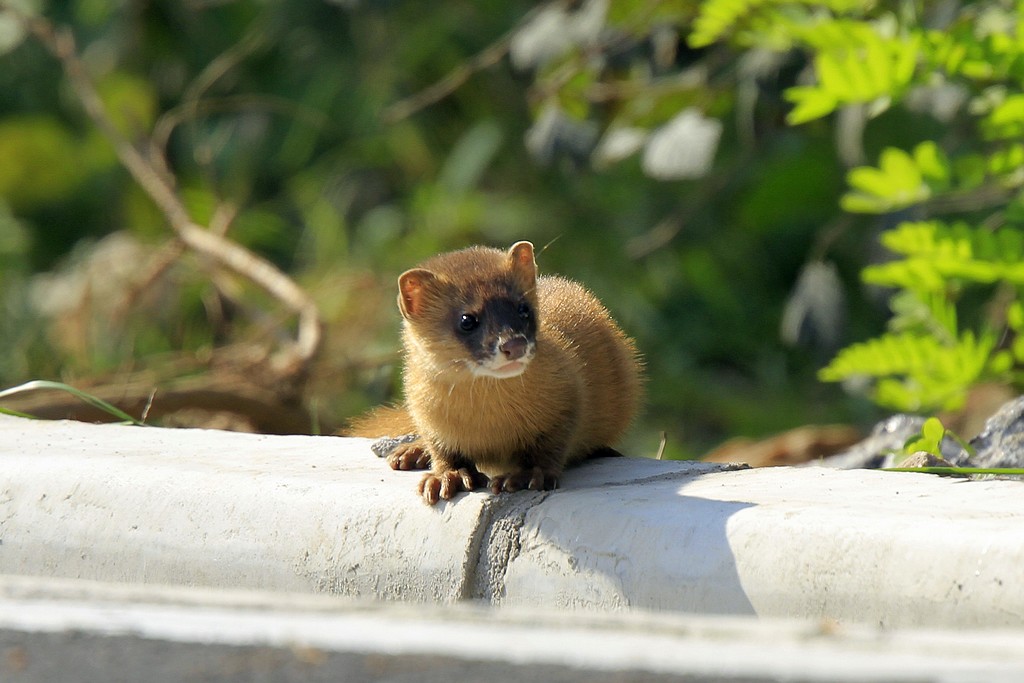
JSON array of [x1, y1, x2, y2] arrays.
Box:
[[2, 575, 1023, 683], [1, 415, 1024, 629]]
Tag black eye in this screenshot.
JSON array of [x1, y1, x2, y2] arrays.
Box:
[[518, 302, 532, 320], [458, 313, 479, 333]]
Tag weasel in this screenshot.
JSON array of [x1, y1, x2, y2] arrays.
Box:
[[347, 240, 643, 505]]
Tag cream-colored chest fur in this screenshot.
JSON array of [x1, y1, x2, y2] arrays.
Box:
[[404, 334, 581, 469]]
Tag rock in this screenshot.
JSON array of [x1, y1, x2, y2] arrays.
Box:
[[897, 451, 956, 469], [816, 414, 974, 469], [813, 414, 924, 469], [819, 395, 1024, 471], [968, 395, 1024, 468], [369, 434, 418, 459]]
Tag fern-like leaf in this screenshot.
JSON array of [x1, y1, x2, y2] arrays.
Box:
[[819, 331, 996, 411], [841, 144, 942, 212], [689, 0, 877, 49], [862, 220, 1024, 291], [786, 31, 920, 124]]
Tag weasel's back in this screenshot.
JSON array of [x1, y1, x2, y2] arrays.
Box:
[[538, 275, 643, 459]]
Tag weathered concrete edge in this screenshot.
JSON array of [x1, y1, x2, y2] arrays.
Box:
[[500, 461, 1024, 627], [466, 459, 748, 603], [3, 415, 1024, 629], [2, 575, 1024, 683]]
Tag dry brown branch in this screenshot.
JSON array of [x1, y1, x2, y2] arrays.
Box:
[[23, 14, 322, 377], [115, 203, 234, 322], [113, 238, 185, 322]]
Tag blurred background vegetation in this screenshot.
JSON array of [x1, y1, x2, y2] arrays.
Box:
[[6, 0, 1008, 460]]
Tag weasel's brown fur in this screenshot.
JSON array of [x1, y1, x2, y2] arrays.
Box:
[[347, 241, 643, 504]]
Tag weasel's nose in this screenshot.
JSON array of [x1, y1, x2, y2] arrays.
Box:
[[499, 336, 528, 360]]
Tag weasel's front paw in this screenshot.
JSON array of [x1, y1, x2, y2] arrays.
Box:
[[386, 442, 431, 470], [489, 467, 560, 494], [418, 468, 486, 505]]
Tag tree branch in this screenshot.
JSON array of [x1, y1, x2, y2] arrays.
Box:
[[24, 14, 322, 376], [381, 33, 512, 124]]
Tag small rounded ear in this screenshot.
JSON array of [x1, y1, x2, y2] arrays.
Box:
[[508, 241, 537, 283], [397, 268, 436, 320]]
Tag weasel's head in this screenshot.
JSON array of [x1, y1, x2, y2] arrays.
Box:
[[397, 241, 539, 379]]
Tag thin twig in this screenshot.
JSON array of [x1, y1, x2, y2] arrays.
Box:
[[140, 388, 157, 423], [209, 201, 239, 236], [655, 431, 667, 460], [24, 15, 322, 374], [151, 95, 330, 169], [382, 33, 513, 124], [152, 13, 268, 183], [116, 203, 235, 321], [114, 238, 185, 321], [378, 0, 567, 124]]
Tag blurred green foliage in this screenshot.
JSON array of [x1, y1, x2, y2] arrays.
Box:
[[16, 0, 1010, 456], [528, 0, 1024, 420], [677, 0, 1024, 413]]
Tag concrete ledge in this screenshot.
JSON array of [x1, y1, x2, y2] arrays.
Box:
[[2, 575, 1024, 683], [1, 415, 1024, 628]]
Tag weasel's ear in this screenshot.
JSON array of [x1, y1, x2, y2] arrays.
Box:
[[508, 241, 537, 285], [398, 268, 436, 320]]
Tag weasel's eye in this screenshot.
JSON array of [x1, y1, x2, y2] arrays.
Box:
[[458, 313, 480, 333], [518, 302, 532, 320]]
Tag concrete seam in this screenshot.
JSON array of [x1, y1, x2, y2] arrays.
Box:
[[458, 497, 496, 601], [590, 463, 749, 490], [464, 491, 551, 603]]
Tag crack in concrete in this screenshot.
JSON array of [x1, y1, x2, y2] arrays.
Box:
[[458, 463, 746, 603], [591, 462, 750, 489], [463, 491, 551, 603]]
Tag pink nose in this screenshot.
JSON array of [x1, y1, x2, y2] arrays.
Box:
[[499, 337, 528, 360]]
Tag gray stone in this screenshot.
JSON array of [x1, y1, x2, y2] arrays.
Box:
[[816, 410, 989, 470], [369, 433, 417, 459], [898, 451, 957, 470], [813, 414, 924, 469], [969, 395, 1024, 468]]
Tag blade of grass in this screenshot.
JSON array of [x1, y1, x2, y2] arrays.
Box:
[[0, 406, 40, 419], [883, 466, 1024, 476], [0, 380, 147, 426]]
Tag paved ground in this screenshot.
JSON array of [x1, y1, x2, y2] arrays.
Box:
[[1, 576, 1022, 683]]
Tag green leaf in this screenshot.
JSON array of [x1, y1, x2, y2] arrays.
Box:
[[847, 166, 898, 199], [688, 0, 750, 48], [819, 331, 998, 412], [862, 259, 945, 292], [784, 86, 839, 124], [900, 416, 947, 460], [879, 147, 924, 189], [842, 146, 932, 213], [865, 221, 1024, 292], [921, 416, 945, 443], [1008, 301, 1024, 330], [912, 141, 950, 187], [989, 350, 1014, 374]]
